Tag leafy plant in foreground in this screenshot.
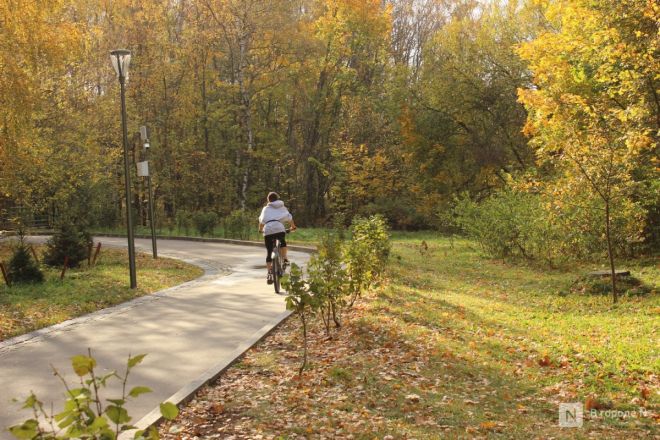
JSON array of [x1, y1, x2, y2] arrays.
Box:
[[283, 264, 317, 376], [308, 233, 348, 333], [9, 350, 179, 440]]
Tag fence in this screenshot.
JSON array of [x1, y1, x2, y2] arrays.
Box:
[[0, 206, 57, 231]]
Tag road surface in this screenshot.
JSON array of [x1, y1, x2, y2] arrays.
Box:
[[0, 237, 309, 437]]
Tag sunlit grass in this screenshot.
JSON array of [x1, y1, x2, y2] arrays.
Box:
[[0, 244, 203, 341], [374, 234, 658, 435]]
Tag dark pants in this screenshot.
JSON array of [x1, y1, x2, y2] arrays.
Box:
[[264, 232, 287, 263]]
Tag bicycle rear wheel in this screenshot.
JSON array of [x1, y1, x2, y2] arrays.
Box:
[[272, 251, 281, 293]]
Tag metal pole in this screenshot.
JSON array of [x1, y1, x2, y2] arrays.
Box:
[[146, 159, 157, 258], [119, 75, 137, 289]]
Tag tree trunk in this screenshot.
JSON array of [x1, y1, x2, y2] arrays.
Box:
[[331, 300, 341, 328], [299, 312, 308, 376], [237, 34, 254, 210], [605, 200, 618, 303]]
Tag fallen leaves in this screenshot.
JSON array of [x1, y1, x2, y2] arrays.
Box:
[[405, 394, 420, 404], [155, 239, 659, 440], [538, 354, 552, 367]]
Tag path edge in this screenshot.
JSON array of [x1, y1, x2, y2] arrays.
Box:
[[94, 234, 316, 254], [121, 309, 294, 439]]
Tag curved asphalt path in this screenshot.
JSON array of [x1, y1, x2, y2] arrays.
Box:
[[0, 237, 309, 437]]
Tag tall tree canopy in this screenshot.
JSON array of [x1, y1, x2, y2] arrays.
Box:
[[1, 0, 657, 255]]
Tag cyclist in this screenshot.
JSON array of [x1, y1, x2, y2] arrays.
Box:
[[258, 192, 296, 284]]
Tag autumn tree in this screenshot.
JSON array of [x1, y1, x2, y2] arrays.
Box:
[[399, 0, 538, 222], [0, 0, 112, 226], [518, 0, 658, 302]]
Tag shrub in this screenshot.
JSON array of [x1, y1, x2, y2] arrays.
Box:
[[193, 211, 219, 236], [222, 209, 255, 240], [308, 232, 348, 333], [8, 243, 43, 284], [344, 234, 374, 306], [283, 264, 318, 376], [175, 210, 193, 235], [349, 214, 391, 279], [453, 189, 645, 265], [453, 190, 548, 261], [545, 191, 645, 261], [43, 223, 92, 268]]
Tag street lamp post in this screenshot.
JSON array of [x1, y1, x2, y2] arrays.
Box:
[[139, 125, 157, 258], [110, 49, 137, 289]]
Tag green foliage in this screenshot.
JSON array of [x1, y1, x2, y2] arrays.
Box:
[[453, 190, 550, 262], [283, 263, 317, 375], [283, 215, 392, 374], [175, 211, 193, 236], [454, 189, 646, 265], [308, 233, 348, 332], [349, 214, 391, 279], [283, 264, 316, 316], [222, 210, 255, 240], [192, 211, 218, 237], [9, 351, 179, 440], [8, 243, 43, 284], [43, 223, 92, 268]]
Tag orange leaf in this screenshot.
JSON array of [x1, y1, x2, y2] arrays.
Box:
[[538, 355, 551, 367], [480, 421, 498, 430]]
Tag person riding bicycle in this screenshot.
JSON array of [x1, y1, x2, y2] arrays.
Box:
[[258, 192, 296, 284]]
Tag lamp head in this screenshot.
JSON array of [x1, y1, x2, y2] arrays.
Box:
[[110, 49, 131, 79]]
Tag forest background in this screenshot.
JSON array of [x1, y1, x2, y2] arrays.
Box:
[[0, 0, 658, 266]]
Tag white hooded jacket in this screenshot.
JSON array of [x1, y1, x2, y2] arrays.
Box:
[[259, 200, 292, 236]]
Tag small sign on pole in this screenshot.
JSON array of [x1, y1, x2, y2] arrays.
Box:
[[137, 161, 149, 177], [139, 126, 149, 142]]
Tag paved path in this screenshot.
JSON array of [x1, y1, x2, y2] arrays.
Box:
[[0, 237, 309, 438]]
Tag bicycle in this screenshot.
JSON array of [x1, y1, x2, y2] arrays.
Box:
[[271, 228, 291, 294]]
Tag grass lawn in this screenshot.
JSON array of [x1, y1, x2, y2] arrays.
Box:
[[0, 243, 203, 341], [160, 234, 658, 439]]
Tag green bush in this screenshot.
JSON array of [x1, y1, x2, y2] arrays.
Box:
[[453, 189, 646, 265], [43, 223, 92, 268], [8, 244, 44, 284], [282, 215, 391, 375], [308, 232, 348, 332], [283, 264, 318, 376], [175, 210, 193, 235], [222, 209, 255, 240], [546, 192, 645, 261], [453, 190, 549, 261], [193, 211, 219, 236], [349, 214, 391, 279]]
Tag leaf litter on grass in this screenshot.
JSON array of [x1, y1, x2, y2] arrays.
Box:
[[159, 298, 657, 439], [160, 238, 658, 439]]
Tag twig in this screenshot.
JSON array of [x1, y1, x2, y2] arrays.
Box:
[[60, 256, 69, 280], [92, 242, 102, 266], [29, 245, 39, 264], [0, 262, 10, 286]]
